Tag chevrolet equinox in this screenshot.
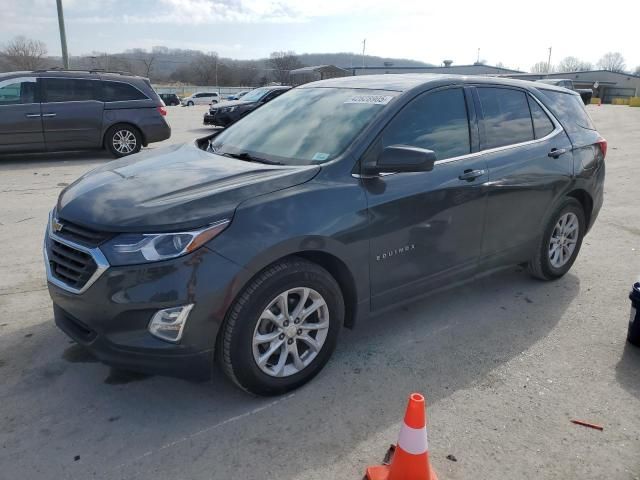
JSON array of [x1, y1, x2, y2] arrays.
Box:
[[44, 74, 605, 395]]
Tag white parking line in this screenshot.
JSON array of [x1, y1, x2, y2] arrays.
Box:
[[114, 393, 295, 470]]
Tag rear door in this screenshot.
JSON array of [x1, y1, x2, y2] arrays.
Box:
[[0, 76, 44, 153], [365, 86, 489, 309], [41, 77, 104, 150], [474, 86, 573, 267]]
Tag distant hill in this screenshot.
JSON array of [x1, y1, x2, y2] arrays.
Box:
[[297, 52, 433, 69]]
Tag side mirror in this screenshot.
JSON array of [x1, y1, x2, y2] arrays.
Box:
[[365, 145, 437, 174]]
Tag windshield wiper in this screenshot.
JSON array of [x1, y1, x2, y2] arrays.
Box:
[[221, 152, 283, 165]]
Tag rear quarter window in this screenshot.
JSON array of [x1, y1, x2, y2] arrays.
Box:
[[538, 89, 596, 133], [100, 81, 148, 102]]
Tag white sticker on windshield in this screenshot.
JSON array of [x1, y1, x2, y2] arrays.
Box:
[[344, 95, 393, 105], [312, 152, 330, 161]]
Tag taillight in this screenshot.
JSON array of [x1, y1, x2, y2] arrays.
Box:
[[596, 137, 607, 159], [157, 106, 167, 116]]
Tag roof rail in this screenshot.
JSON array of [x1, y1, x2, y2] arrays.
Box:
[[32, 68, 134, 76]]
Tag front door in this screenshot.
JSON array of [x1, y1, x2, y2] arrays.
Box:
[[363, 87, 489, 310], [0, 76, 44, 153], [40, 78, 104, 150]]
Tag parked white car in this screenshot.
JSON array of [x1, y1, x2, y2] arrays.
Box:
[[181, 92, 220, 106]]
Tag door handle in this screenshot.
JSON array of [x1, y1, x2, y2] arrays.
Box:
[[25, 113, 41, 118], [42, 113, 57, 117], [458, 169, 486, 181], [548, 148, 567, 158]]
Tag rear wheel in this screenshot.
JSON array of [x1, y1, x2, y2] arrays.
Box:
[[105, 124, 142, 158], [187, 101, 194, 106], [528, 198, 585, 280], [219, 258, 343, 396]]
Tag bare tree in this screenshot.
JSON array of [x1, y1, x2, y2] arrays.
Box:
[[597, 52, 626, 73], [1, 36, 48, 70], [269, 51, 303, 84], [190, 52, 219, 85], [140, 53, 156, 78], [557, 56, 592, 72], [531, 61, 553, 74]]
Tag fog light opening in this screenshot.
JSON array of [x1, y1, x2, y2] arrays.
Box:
[[148, 304, 194, 343]]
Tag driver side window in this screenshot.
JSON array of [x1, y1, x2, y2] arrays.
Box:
[[382, 88, 471, 161]]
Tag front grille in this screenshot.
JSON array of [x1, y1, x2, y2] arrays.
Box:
[[48, 240, 98, 290], [55, 218, 114, 247]]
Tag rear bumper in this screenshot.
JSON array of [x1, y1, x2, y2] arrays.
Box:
[[143, 118, 171, 145]]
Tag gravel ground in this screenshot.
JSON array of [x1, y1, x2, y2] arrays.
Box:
[[0, 104, 638, 480]]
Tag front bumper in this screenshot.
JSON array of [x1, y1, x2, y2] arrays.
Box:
[[46, 238, 244, 380], [203, 111, 234, 127]]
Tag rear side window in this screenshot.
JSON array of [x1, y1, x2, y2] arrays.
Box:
[[382, 88, 470, 160], [477, 87, 534, 149], [539, 89, 595, 132], [100, 81, 148, 102], [43, 78, 98, 102], [527, 96, 555, 139]]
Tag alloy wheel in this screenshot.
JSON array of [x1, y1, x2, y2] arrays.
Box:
[[252, 287, 329, 378], [112, 129, 137, 155], [548, 212, 579, 268]]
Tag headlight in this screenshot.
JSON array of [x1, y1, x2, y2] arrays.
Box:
[[222, 106, 237, 113], [101, 219, 230, 266]]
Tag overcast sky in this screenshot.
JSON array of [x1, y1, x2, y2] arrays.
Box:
[[2, 0, 638, 71]]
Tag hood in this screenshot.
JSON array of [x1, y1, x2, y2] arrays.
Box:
[[57, 142, 320, 232], [211, 99, 258, 110]]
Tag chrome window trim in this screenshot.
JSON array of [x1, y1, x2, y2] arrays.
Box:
[[43, 211, 110, 295]]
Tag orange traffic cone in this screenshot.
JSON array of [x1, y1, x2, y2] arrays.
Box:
[[365, 393, 438, 480]]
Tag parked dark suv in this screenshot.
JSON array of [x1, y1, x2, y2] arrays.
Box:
[[203, 86, 291, 127], [45, 74, 605, 395], [0, 70, 170, 157]]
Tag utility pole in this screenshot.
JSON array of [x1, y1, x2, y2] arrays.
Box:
[[56, 0, 69, 69], [362, 39, 366, 68], [477, 48, 480, 64], [547, 46, 552, 74]]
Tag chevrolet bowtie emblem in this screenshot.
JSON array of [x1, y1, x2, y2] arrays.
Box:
[[52, 218, 64, 232]]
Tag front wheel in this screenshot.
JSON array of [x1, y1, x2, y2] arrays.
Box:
[[219, 258, 344, 395], [528, 198, 585, 280], [187, 101, 194, 106]]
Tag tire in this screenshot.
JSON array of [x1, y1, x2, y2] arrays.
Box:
[[628, 291, 640, 347], [187, 101, 194, 106], [219, 257, 344, 396], [528, 198, 585, 280], [105, 124, 142, 158]]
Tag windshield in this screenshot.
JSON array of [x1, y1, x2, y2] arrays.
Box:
[[210, 87, 397, 165], [241, 87, 271, 102]]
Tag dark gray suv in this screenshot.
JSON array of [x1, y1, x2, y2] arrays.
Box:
[[0, 70, 170, 157], [44, 74, 605, 395]]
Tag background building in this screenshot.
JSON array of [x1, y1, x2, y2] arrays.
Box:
[[500, 70, 640, 103], [350, 64, 522, 76], [289, 65, 349, 85]]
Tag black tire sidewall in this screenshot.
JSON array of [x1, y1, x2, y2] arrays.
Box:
[[628, 301, 640, 346], [539, 199, 585, 279], [225, 263, 343, 395], [106, 125, 142, 158]]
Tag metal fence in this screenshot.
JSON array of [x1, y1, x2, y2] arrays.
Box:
[[152, 85, 251, 97]]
